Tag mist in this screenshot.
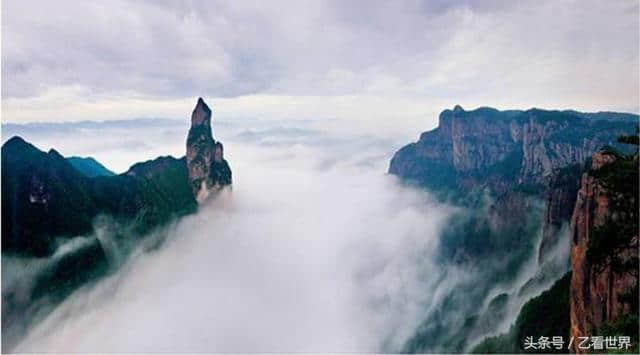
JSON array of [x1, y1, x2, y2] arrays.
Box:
[[4, 116, 567, 352]]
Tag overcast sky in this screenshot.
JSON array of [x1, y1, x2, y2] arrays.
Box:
[[2, 0, 639, 126]]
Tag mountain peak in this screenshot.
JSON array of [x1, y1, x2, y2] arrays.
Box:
[[196, 97, 210, 110], [48, 148, 63, 158], [3, 136, 29, 149], [191, 97, 212, 126], [453, 104, 464, 113], [2, 136, 41, 157]]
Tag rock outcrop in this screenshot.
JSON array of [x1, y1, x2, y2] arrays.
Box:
[[538, 164, 583, 264], [389, 106, 636, 192], [186, 98, 232, 202], [569, 150, 639, 353]]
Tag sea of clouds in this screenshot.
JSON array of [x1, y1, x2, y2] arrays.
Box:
[[2, 114, 567, 352]]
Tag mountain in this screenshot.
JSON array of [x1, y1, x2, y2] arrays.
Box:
[[1, 98, 231, 350], [2, 137, 105, 256], [67, 156, 116, 177], [391, 106, 636, 265], [471, 143, 639, 354], [390, 105, 637, 265], [1, 98, 230, 258], [1, 137, 197, 257], [390, 106, 638, 352], [389, 105, 636, 192]]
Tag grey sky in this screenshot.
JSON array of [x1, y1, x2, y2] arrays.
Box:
[[2, 0, 639, 123]]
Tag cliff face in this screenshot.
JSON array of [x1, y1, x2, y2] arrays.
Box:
[[186, 97, 232, 203], [389, 106, 636, 263], [390, 107, 638, 353], [389, 106, 636, 192], [570, 151, 639, 353], [538, 164, 583, 264]]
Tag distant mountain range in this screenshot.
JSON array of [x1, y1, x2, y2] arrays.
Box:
[[389, 105, 638, 353]]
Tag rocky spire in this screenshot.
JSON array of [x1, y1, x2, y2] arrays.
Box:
[[191, 97, 212, 127], [186, 98, 232, 203]]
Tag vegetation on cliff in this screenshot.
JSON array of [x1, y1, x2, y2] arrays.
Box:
[[67, 156, 116, 177], [389, 106, 637, 194], [471, 272, 572, 354], [587, 134, 639, 353], [1, 137, 197, 257], [587, 136, 639, 277], [1, 98, 231, 350], [390, 107, 637, 353]]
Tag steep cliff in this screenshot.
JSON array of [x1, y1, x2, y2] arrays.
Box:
[[538, 163, 584, 264], [390, 106, 637, 353], [390, 106, 636, 264], [570, 148, 639, 353], [389, 106, 636, 192], [186, 97, 232, 202]]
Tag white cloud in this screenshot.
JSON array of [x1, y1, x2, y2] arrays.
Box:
[[2, 0, 638, 124]]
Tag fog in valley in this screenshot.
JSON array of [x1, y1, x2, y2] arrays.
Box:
[[2, 115, 567, 352]]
